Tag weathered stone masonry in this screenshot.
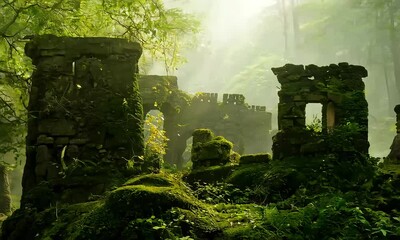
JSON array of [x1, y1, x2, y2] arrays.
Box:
[[388, 105, 400, 163], [179, 93, 272, 157], [137, 75, 273, 168], [272, 63, 369, 159], [22, 35, 143, 208]]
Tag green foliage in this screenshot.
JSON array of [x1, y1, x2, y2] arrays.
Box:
[[192, 181, 251, 204], [0, 0, 199, 169], [306, 116, 322, 133], [326, 122, 363, 152], [143, 111, 169, 171]]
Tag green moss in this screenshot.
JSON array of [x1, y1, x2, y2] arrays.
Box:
[[239, 153, 271, 165], [123, 173, 175, 187], [185, 165, 236, 185], [193, 128, 214, 138], [225, 163, 271, 188], [192, 134, 233, 168]]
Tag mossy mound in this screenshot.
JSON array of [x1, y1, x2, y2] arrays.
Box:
[[123, 173, 175, 187], [1, 173, 221, 240]]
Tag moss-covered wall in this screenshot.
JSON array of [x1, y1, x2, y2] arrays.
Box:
[[0, 165, 11, 215], [388, 105, 400, 162], [138, 75, 191, 168], [137, 77, 273, 168], [271, 63, 369, 159], [179, 93, 272, 159], [22, 35, 143, 209]]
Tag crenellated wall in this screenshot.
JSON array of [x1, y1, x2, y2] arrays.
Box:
[[22, 35, 143, 209], [179, 93, 272, 160], [272, 63, 369, 159], [137, 79, 273, 168]]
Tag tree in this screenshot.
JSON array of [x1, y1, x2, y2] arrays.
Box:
[[0, 0, 199, 207], [0, 0, 199, 155]]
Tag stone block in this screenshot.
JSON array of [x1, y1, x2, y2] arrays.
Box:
[[69, 138, 89, 145], [55, 137, 69, 146], [38, 119, 76, 136], [280, 119, 294, 129], [388, 134, 400, 163], [305, 94, 325, 103], [37, 135, 54, 145], [240, 154, 271, 165], [35, 145, 51, 179], [65, 145, 79, 160]]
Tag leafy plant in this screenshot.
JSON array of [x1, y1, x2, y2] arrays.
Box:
[[143, 111, 169, 171]]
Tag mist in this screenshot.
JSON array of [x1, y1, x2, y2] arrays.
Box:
[[155, 0, 398, 157]]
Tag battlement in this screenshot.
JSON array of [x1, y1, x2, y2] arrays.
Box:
[[249, 105, 267, 112], [192, 92, 218, 104], [223, 94, 245, 105], [271, 62, 367, 89]]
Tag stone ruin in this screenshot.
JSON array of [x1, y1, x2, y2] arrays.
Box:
[[0, 165, 11, 215], [22, 35, 143, 209], [190, 129, 233, 169], [138, 75, 190, 168], [181, 92, 272, 156], [388, 105, 400, 163], [271, 63, 369, 159], [19, 34, 273, 210], [138, 76, 273, 168]]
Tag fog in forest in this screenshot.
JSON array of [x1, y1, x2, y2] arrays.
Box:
[[2, 0, 400, 238], [156, 0, 398, 157]]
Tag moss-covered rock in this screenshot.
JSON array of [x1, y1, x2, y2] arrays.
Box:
[[191, 129, 233, 169], [1, 173, 221, 240], [185, 165, 236, 185], [239, 153, 271, 165]]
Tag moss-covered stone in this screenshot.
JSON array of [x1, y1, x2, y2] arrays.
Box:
[[272, 63, 369, 159], [2, 173, 222, 240], [239, 153, 271, 165], [191, 129, 233, 169], [185, 165, 236, 185]]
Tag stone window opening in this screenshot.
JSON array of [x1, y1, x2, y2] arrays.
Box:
[[306, 103, 323, 132], [144, 109, 166, 157], [182, 136, 193, 165]]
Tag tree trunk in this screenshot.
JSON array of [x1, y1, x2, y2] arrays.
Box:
[[0, 165, 12, 215]]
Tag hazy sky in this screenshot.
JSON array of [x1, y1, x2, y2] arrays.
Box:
[[153, 0, 277, 93], [165, 0, 276, 45]]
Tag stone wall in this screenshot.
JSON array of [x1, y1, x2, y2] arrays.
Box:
[[138, 75, 191, 168], [271, 63, 369, 159], [191, 129, 233, 169], [179, 93, 272, 159], [388, 105, 400, 163], [0, 165, 11, 215], [22, 35, 143, 209], [138, 76, 273, 168]]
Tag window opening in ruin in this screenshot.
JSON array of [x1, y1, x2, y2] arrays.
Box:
[[306, 103, 323, 132], [327, 102, 335, 131], [144, 110, 165, 149], [182, 136, 193, 167]]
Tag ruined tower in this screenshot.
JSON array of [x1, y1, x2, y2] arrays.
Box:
[[272, 63, 369, 159], [22, 35, 143, 209]]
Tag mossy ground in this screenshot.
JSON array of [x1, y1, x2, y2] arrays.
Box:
[[2, 157, 400, 239]]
